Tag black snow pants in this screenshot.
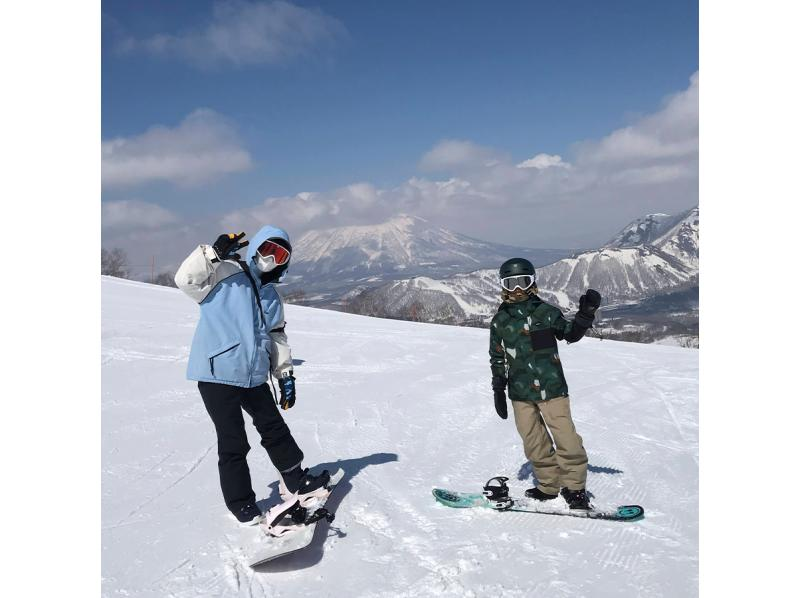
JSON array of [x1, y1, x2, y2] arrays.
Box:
[[198, 381, 304, 513]]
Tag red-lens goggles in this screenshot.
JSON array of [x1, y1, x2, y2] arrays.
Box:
[[256, 239, 291, 265]]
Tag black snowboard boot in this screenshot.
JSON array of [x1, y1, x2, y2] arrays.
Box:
[[234, 503, 264, 526], [525, 487, 558, 501], [280, 467, 331, 505], [560, 487, 591, 510]]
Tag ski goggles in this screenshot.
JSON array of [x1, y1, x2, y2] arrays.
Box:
[[500, 274, 535, 292], [256, 239, 291, 265]]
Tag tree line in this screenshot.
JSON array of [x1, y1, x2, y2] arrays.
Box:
[[101, 247, 176, 287]]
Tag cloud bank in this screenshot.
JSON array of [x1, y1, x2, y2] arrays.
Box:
[[221, 73, 698, 248], [118, 0, 347, 68], [102, 109, 252, 189], [102, 200, 179, 231]]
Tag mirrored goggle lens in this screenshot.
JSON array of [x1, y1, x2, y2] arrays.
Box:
[[257, 240, 290, 265], [501, 275, 534, 291]]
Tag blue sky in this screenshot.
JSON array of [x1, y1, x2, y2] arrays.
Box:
[[102, 0, 698, 269]]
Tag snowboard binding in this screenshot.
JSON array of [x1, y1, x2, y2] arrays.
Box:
[[482, 476, 514, 510], [264, 499, 336, 537], [289, 505, 335, 526]]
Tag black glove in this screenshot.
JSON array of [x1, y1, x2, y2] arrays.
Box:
[[492, 375, 508, 420], [579, 289, 601, 315], [212, 232, 248, 261], [278, 373, 296, 410], [575, 288, 602, 328]]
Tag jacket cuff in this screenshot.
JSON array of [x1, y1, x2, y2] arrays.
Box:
[[574, 311, 594, 329]]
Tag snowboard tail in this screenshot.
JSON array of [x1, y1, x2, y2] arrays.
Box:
[[248, 468, 345, 567], [432, 487, 644, 522]]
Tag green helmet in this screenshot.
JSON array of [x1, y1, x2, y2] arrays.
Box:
[[499, 257, 535, 279]]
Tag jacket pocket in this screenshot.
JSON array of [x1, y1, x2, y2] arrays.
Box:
[[530, 328, 557, 351], [208, 340, 242, 378]]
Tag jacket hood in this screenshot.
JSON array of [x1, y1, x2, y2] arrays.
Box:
[[246, 225, 292, 281]]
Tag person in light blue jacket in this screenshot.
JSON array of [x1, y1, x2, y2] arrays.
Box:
[[175, 225, 331, 526]]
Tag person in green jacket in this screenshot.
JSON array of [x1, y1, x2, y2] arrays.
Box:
[[489, 258, 601, 510]]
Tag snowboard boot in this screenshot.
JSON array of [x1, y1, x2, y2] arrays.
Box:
[[234, 503, 264, 527], [279, 467, 332, 507], [525, 487, 559, 501], [560, 487, 591, 511]]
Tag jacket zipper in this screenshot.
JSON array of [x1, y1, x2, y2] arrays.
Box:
[[239, 261, 267, 385]]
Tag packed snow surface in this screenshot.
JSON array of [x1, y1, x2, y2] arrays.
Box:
[[102, 276, 698, 597]]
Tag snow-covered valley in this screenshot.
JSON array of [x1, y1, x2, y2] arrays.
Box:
[[102, 276, 698, 597]]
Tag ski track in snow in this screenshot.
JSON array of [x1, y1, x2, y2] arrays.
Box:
[[102, 277, 698, 597]]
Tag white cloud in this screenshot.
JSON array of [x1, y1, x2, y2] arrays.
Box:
[[118, 0, 347, 68], [517, 153, 571, 170], [606, 164, 695, 186], [575, 72, 698, 170], [102, 200, 179, 231], [219, 182, 385, 235], [102, 109, 252, 189], [419, 139, 505, 172]]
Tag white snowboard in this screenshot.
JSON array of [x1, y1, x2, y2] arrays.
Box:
[[248, 468, 345, 567]]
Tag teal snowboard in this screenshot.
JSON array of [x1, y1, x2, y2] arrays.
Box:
[[432, 488, 644, 522]]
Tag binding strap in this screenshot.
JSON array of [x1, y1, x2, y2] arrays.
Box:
[[482, 476, 514, 510]]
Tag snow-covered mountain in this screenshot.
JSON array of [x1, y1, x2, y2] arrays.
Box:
[[604, 213, 678, 248], [347, 207, 699, 325], [648, 206, 699, 270], [283, 215, 571, 304], [102, 276, 698, 596], [345, 270, 501, 325], [536, 206, 699, 311]]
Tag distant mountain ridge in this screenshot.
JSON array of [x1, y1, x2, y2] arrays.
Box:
[[536, 207, 699, 310], [604, 213, 679, 248], [345, 207, 699, 326], [283, 215, 571, 304]]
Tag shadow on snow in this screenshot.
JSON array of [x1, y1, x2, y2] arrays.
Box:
[[252, 451, 399, 573]]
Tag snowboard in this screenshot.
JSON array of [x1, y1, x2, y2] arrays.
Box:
[[249, 468, 345, 567], [432, 487, 644, 522]]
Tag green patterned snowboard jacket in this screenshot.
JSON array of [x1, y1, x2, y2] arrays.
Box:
[[489, 296, 591, 402]]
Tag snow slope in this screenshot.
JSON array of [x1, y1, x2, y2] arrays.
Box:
[[102, 276, 698, 597]]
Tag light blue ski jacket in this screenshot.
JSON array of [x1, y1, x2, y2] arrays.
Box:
[[175, 225, 293, 388]]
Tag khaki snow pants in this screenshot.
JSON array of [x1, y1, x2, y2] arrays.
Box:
[[511, 396, 588, 494]]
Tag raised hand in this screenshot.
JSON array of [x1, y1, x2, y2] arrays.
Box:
[[579, 289, 602, 316], [212, 232, 249, 261]]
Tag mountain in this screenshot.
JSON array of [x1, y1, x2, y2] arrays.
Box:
[[648, 206, 699, 270], [536, 207, 699, 311], [345, 270, 501, 325], [346, 207, 699, 335], [604, 213, 678, 248], [282, 215, 571, 304], [102, 276, 698, 596]]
